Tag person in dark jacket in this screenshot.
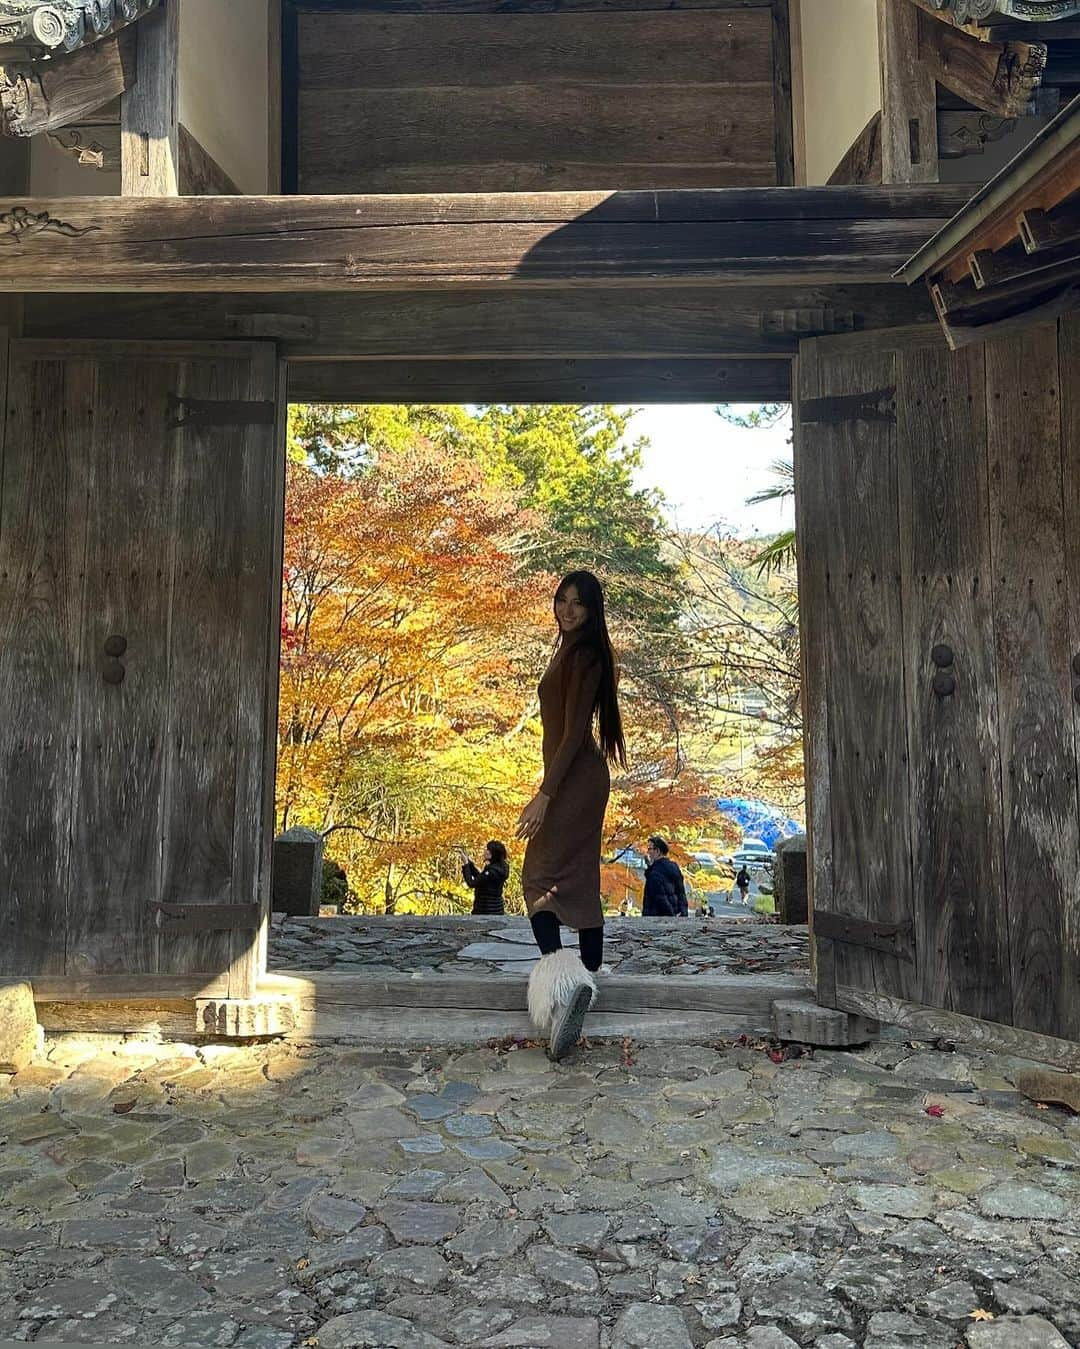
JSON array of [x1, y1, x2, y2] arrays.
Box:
[[642, 836, 688, 917], [460, 840, 509, 916]]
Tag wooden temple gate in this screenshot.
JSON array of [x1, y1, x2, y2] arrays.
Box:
[[0, 0, 1079, 1064]]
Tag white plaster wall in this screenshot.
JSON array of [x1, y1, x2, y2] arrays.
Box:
[[30, 135, 120, 196], [179, 0, 270, 193], [800, 0, 881, 186]]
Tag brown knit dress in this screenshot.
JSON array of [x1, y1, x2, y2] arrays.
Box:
[[521, 637, 609, 931]]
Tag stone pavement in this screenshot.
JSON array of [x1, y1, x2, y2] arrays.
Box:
[[268, 916, 810, 979], [2, 1029, 1079, 1347]]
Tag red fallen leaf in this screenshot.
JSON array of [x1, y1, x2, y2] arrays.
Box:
[[767, 1049, 785, 1064], [925, 1104, 946, 1118]]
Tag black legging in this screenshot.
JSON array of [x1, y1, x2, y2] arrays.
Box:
[[530, 910, 603, 973]]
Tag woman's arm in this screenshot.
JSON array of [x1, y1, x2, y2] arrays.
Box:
[[540, 649, 602, 800], [462, 861, 480, 887]]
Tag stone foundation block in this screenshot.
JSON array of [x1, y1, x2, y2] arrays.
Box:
[[194, 995, 297, 1038], [0, 980, 40, 1073], [1016, 1069, 1080, 1114], [771, 997, 879, 1047]]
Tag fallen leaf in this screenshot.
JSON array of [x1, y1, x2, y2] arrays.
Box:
[[925, 1104, 946, 1118], [112, 1100, 137, 1115], [295, 1258, 310, 1271], [969, 1309, 995, 1322], [1035, 1102, 1050, 1110]]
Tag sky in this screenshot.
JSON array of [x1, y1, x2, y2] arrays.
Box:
[[626, 403, 794, 537]]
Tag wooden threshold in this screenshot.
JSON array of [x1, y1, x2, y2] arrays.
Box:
[[0, 186, 971, 292], [835, 984, 1080, 1073]]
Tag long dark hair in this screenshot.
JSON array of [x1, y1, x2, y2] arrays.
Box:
[[554, 570, 627, 768], [486, 840, 509, 876]]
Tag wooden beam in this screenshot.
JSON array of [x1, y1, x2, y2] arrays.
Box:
[[0, 186, 972, 292], [178, 123, 240, 196], [287, 357, 792, 405], [937, 109, 1018, 160], [879, 0, 939, 183], [828, 112, 883, 187], [0, 27, 136, 138], [771, 0, 795, 186], [836, 982, 1080, 1072], [121, 0, 179, 195], [20, 283, 942, 357], [917, 7, 1047, 118]]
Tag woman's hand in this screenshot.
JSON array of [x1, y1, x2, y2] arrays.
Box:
[[515, 791, 550, 841]]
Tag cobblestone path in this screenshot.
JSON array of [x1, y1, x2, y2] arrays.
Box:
[[2, 1031, 1078, 1347], [268, 915, 810, 980]]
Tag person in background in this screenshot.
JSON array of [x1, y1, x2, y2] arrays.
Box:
[[642, 835, 688, 917], [459, 841, 509, 916], [735, 864, 752, 907]]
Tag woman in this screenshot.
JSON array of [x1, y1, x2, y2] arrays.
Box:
[[516, 570, 626, 1060], [459, 841, 509, 917]]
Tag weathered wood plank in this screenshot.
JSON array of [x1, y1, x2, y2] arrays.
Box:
[[21, 284, 941, 358], [827, 112, 883, 188], [35, 999, 195, 1036], [895, 342, 1011, 1023], [986, 324, 1080, 1042], [879, 0, 939, 183], [771, 0, 795, 186], [157, 357, 246, 980], [793, 342, 836, 1005], [292, 0, 776, 9], [298, 9, 773, 86], [262, 971, 813, 1015], [65, 355, 176, 978], [0, 27, 137, 138], [0, 187, 973, 292], [0, 349, 90, 978], [299, 86, 776, 193], [30, 973, 230, 1000], [288, 357, 792, 404], [1056, 312, 1080, 1045], [918, 8, 1047, 119], [121, 0, 179, 195], [228, 346, 281, 999], [808, 343, 919, 1003], [835, 983, 1080, 1072], [178, 124, 240, 197]]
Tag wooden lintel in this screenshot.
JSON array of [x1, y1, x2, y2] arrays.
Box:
[[938, 109, 1018, 160], [287, 356, 793, 405], [0, 186, 972, 292], [917, 8, 1047, 119], [21, 283, 942, 358], [0, 25, 136, 138]]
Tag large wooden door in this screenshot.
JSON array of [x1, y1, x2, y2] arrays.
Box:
[[796, 321, 1080, 1065], [0, 340, 285, 999]]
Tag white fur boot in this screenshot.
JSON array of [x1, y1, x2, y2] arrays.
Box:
[[527, 949, 598, 1060]]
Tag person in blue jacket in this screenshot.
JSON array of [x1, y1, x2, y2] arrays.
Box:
[[642, 835, 688, 917]]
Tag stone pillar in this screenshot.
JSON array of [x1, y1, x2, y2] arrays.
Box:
[[774, 833, 808, 925], [272, 826, 325, 917]]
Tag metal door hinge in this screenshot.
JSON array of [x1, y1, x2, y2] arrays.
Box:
[[814, 911, 914, 961], [152, 903, 261, 935], [166, 395, 276, 430], [801, 387, 896, 425]]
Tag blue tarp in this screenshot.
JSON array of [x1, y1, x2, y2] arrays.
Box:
[[714, 797, 802, 848]]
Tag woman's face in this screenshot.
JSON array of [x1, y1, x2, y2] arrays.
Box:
[[555, 584, 588, 634], [483, 847, 492, 864]]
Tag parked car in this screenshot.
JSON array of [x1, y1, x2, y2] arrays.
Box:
[[688, 850, 720, 870], [725, 838, 775, 872]]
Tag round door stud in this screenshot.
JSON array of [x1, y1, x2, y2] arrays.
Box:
[[103, 660, 125, 685], [104, 634, 128, 658], [931, 644, 954, 668], [933, 672, 956, 698]]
